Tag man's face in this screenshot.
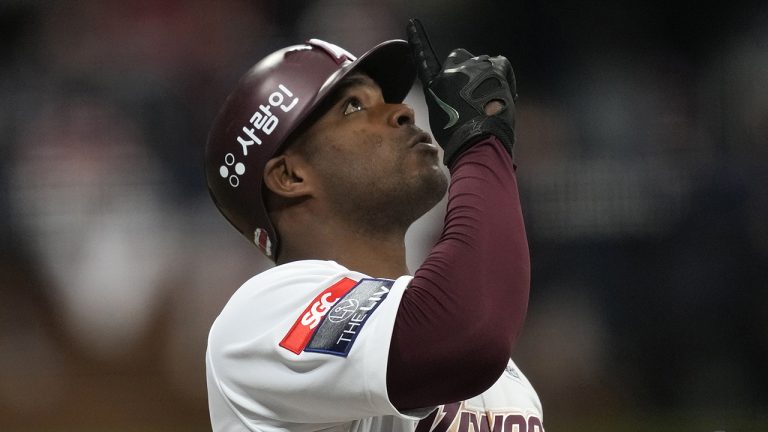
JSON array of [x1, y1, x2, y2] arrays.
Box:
[[293, 73, 448, 232]]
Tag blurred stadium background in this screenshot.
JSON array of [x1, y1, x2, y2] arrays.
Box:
[[1, 0, 767, 431]]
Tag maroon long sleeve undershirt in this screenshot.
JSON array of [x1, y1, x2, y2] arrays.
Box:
[[387, 136, 531, 411]]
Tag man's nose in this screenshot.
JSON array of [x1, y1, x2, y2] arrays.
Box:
[[387, 103, 415, 127]]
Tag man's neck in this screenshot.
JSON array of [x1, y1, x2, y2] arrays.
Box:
[[276, 227, 411, 279]]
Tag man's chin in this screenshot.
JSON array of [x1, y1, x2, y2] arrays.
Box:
[[412, 170, 449, 215]]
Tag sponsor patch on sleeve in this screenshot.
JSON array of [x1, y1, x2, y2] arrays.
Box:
[[305, 278, 394, 357], [279, 277, 357, 354]]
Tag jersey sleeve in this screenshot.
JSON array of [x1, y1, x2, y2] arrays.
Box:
[[206, 260, 434, 429]]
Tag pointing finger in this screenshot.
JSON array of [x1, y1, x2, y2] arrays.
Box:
[[407, 18, 441, 86]]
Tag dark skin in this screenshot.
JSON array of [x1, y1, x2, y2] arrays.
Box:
[[263, 74, 448, 278]]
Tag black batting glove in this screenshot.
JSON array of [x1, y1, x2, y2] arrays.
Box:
[[407, 18, 517, 167]]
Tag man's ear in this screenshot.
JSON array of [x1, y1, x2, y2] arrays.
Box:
[[263, 153, 313, 199]]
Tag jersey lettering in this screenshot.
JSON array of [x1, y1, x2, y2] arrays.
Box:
[[279, 277, 357, 354], [417, 402, 545, 432], [300, 292, 336, 329]]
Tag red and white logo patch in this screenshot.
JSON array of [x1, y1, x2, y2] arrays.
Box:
[[280, 277, 357, 354]]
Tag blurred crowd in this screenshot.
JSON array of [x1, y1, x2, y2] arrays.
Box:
[[1, 1, 767, 431]]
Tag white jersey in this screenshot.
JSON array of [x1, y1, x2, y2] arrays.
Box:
[[206, 260, 543, 432]]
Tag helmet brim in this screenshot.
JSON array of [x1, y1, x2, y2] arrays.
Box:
[[314, 39, 417, 115]]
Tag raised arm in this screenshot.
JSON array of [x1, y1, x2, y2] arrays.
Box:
[[387, 20, 530, 410]]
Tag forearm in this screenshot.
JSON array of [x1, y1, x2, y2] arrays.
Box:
[[387, 136, 530, 410]]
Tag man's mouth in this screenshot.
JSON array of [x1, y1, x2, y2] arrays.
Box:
[[409, 131, 436, 149]]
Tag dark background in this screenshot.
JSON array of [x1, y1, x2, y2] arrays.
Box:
[[2, 1, 767, 430]]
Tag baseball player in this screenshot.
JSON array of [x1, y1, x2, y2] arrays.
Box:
[[205, 18, 543, 432]]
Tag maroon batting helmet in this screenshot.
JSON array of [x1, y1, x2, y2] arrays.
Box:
[[205, 39, 416, 259]]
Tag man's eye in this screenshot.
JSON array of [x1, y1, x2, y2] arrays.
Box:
[[343, 97, 364, 115]]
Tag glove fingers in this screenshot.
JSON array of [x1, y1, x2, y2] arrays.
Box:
[[444, 48, 475, 68], [407, 18, 442, 85], [490, 55, 517, 98], [488, 56, 511, 78]]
